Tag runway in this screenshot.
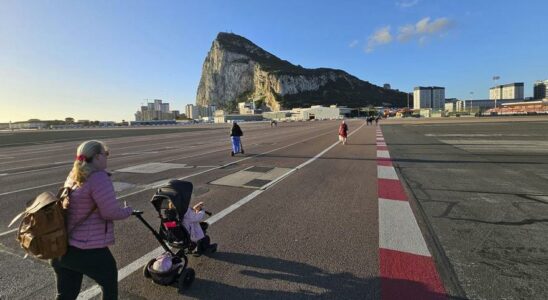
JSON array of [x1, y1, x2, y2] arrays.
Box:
[[2, 117, 547, 299]]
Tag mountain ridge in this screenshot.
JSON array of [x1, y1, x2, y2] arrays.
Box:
[[196, 32, 408, 111]]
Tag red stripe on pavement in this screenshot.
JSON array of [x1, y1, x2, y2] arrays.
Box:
[[380, 248, 447, 300], [377, 158, 393, 166], [378, 179, 408, 201], [377, 145, 388, 150]]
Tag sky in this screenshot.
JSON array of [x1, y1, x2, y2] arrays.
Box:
[[1, 0, 547, 122]]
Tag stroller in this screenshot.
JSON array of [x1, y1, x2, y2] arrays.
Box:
[[133, 180, 211, 291]]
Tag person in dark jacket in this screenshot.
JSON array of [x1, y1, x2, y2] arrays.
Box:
[[230, 122, 244, 156]]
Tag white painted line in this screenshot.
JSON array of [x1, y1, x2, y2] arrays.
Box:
[[379, 198, 431, 256], [377, 142, 387, 147], [377, 165, 399, 180], [376, 138, 385, 141], [0, 173, 7, 177], [0, 181, 64, 197], [260, 168, 297, 190], [204, 190, 263, 224], [377, 150, 390, 158], [0, 228, 17, 237], [78, 121, 367, 299], [117, 163, 190, 174]]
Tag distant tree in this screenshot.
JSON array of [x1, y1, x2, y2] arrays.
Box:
[[65, 117, 75, 124]]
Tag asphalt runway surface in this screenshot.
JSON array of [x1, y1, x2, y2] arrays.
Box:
[[382, 116, 548, 300], [1, 117, 547, 299], [0, 120, 381, 300]]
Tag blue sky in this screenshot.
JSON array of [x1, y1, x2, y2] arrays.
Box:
[[1, 0, 547, 122]]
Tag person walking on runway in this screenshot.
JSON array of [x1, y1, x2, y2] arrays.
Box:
[[338, 120, 348, 145], [230, 122, 244, 156]]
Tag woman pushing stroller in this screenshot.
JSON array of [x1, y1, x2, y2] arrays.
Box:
[[230, 122, 244, 156]]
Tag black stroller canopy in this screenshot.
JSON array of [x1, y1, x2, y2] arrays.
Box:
[[151, 180, 193, 217]]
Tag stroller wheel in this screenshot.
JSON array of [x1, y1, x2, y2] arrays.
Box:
[[143, 259, 155, 278], [230, 151, 234, 157], [178, 267, 195, 292]]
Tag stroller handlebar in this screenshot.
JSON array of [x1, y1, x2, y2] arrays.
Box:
[[132, 210, 144, 216]]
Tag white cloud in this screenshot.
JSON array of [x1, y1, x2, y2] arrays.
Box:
[[397, 17, 453, 42], [396, 0, 419, 8], [366, 26, 393, 52], [348, 39, 359, 48], [397, 24, 415, 42], [360, 16, 453, 54]]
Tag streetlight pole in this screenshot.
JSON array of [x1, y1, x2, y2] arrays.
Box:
[[469, 91, 474, 114], [407, 92, 410, 109], [493, 76, 500, 110]]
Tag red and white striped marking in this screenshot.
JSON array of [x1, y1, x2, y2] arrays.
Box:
[[376, 127, 447, 300]]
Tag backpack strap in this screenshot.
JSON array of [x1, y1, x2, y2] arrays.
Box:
[[8, 211, 26, 228]]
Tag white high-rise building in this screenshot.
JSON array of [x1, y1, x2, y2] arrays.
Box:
[[489, 83, 524, 100], [413, 86, 445, 110], [185, 104, 199, 119], [534, 80, 548, 100]]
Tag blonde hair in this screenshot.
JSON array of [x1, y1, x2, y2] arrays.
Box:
[[67, 140, 108, 186]]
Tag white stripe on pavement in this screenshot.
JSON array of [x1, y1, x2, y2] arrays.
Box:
[[377, 150, 390, 158], [0, 181, 64, 197], [0, 228, 17, 237], [377, 165, 399, 180], [379, 198, 431, 256]]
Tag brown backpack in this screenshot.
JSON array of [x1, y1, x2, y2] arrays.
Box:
[[8, 187, 95, 260]]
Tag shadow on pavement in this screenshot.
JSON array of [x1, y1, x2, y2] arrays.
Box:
[[180, 251, 453, 299]]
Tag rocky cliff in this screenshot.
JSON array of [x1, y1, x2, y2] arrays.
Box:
[[196, 33, 408, 111]]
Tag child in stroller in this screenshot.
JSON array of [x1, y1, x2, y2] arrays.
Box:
[[182, 201, 218, 256], [152, 180, 217, 256], [135, 180, 218, 291]]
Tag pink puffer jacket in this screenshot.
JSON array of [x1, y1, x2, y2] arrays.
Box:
[[65, 171, 132, 249]]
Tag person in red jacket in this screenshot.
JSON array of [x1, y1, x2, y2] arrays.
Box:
[[338, 120, 348, 145], [50, 140, 132, 300]]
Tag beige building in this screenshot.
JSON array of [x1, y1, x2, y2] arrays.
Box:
[[185, 104, 199, 119], [489, 83, 524, 100], [135, 99, 175, 121], [413, 86, 445, 110]]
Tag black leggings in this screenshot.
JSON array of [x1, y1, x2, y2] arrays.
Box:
[[50, 246, 118, 300]]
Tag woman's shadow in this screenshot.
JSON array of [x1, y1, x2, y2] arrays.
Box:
[[182, 251, 451, 299]]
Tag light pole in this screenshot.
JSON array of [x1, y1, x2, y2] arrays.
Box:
[[469, 91, 474, 114], [493, 76, 500, 110]]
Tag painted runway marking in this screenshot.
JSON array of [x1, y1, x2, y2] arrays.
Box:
[[0, 181, 64, 197], [0, 228, 17, 237], [116, 162, 191, 174], [377, 166, 399, 180], [377, 150, 390, 158], [376, 126, 447, 299], [379, 198, 430, 256]]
